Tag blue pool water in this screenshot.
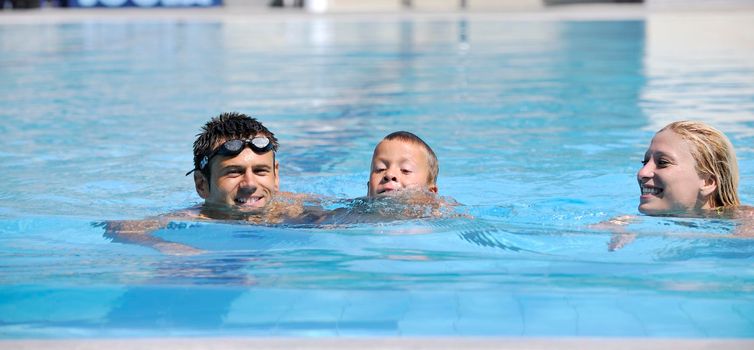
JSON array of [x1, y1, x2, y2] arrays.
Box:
[[1, 13, 754, 338]]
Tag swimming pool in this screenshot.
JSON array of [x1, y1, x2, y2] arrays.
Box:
[[1, 10, 754, 342]]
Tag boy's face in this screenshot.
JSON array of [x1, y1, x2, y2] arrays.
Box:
[[368, 139, 437, 197]]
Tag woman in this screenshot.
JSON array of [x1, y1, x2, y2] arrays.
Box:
[[637, 120, 739, 216], [603, 121, 747, 250]]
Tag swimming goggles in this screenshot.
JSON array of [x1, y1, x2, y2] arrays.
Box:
[[186, 137, 274, 176]]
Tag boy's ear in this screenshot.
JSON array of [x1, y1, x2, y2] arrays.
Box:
[[366, 181, 371, 195], [194, 172, 210, 199], [429, 184, 438, 193]]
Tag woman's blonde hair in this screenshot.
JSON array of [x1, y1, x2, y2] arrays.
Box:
[[660, 121, 740, 208]]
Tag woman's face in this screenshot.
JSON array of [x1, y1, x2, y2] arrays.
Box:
[[637, 129, 714, 215]]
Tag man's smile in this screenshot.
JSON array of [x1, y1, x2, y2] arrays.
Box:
[[235, 194, 265, 207]]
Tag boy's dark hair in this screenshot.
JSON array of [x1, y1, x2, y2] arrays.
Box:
[[192, 112, 278, 177], [383, 131, 439, 185]]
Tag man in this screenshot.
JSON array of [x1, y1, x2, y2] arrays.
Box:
[[188, 112, 283, 218], [104, 112, 313, 255]]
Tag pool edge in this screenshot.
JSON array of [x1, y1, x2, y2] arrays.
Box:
[[1, 337, 753, 350]]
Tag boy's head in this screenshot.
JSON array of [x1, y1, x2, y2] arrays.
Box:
[[367, 131, 438, 197]]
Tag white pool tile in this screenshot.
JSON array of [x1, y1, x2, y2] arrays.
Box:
[[398, 291, 460, 335], [338, 291, 411, 322], [454, 292, 524, 335], [224, 289, 300, 325], [679, 298, 754, 338], [515, 293, 580, 336], [613, 295, 706, 337], [0, 286, 125, 324], [569, 295, 647, 337], [336, 290, 410, 335]]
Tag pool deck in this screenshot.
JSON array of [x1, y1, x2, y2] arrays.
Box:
[[2, 3, 754, 350], [2, 337, 754, 350], [1, 3, 753, 24]]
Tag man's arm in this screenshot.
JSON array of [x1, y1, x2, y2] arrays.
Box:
[[99, 213, 205, 256]]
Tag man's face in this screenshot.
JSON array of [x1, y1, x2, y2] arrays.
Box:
[[368, 139, 436, 197], [195, 141, 279, 211]]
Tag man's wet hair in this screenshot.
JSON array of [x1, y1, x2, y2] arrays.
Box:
[[192, 112, 279, 177], [382, 131, 439, 185]]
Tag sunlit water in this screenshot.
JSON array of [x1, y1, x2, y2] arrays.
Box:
[[1, 13, 754, 338]]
